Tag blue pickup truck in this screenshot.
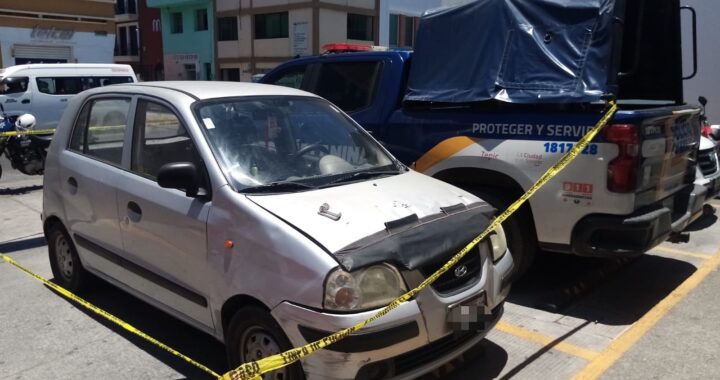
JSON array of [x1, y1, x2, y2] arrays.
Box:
[[261, 0, 706, 276]]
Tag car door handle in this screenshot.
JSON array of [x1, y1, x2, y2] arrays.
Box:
[[21, 99, 30, 104], [60, 98, 68, 102], [127, 201, 142, 222], [67, 177, 78, 194]]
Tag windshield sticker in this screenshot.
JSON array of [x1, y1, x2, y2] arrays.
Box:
[[203, 117, 216, 129]]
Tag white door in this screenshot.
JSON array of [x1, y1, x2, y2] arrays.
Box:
[[61, 96, 132, 278]]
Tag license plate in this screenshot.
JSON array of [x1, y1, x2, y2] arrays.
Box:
[[447, 293, 492, 331]]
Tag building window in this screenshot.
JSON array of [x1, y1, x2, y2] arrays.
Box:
[[255, 12, 288, 39], [118, 26, 128, 56], [115, 24, 139, 56], [129, 25, 139, 55], [404, 17, 416, 47], [347, 14, 374, 41], [389, 14, 399, 47], [184, 64, 197, 80], [221, 68, 240, 81], [204, 62, 212, 80], [116, 0, 125, 14], [195, 9, 208, 31], [218, 17, 238, 41], [171, 12, 183, 34], [115, 0, 136, 15]]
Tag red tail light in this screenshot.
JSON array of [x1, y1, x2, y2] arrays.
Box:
[[605, 124, 640, 193], [701, 124, 713, 137]]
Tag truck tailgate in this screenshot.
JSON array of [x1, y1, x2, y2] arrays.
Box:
[[618, 105, 701, 207]]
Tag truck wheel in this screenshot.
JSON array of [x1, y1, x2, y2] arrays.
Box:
[[226, 306, 305, 380], [47, 225, 92, 292], [472, 189, 538, 279]]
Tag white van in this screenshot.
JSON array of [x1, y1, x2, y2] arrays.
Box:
[[0, 64, 137, 129]]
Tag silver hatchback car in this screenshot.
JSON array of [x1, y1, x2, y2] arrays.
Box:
[[42, 82, 514, 380]]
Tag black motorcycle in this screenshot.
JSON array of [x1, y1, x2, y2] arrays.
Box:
[[0, 104, 52, 181]]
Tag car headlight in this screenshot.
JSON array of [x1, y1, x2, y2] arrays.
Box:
[[489, 225, 508, 262], [324, 264, 407, 311]]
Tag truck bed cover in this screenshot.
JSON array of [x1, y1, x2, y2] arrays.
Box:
[[405, 0, 616, 104]]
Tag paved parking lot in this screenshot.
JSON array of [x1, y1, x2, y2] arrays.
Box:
[[2, 157, 719, 380]]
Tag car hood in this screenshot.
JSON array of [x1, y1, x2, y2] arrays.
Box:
[[246, 171, 487, 267]]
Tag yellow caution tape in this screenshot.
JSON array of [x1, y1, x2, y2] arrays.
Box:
[[0, 101, 618, 380], [222, 100, 619, 380], [0, 252, 222, 379], [0, 128, 56, 137], [0, 119, 178, 138], [0, 124, 137, 138]]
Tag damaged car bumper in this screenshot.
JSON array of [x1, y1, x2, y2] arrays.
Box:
[[271, 244, 513, 380]]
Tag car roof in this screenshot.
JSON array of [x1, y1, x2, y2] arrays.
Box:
[[97, 81, 320, 101], [0, 63, 135, 76]]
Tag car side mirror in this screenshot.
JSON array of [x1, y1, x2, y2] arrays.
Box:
[[157, 162, 200, 197], [699, 96, 707, 107]]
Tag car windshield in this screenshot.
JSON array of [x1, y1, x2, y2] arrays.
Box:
[[195, 96, 401, 191]]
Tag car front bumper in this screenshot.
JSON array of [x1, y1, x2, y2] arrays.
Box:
[[271, 248, 513, 380]]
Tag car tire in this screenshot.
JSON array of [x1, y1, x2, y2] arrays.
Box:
[[472, 188, 538, 279], [47, 225, 91, 292], [226, 306, 305, 380]]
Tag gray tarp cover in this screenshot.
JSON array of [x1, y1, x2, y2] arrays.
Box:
[[405, 0, 617, 104]]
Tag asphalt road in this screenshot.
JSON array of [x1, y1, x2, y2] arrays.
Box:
[[2, 155, 720, 379]]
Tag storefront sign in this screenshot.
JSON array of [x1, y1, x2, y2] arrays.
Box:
[[31, 26, 75, 40], [171, 53, 199, 64], [292, 22, 309, 57]]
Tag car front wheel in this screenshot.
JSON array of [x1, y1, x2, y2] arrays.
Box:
[[226, 306, 305, 380]]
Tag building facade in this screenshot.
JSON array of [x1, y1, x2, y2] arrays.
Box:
[[114, 0, 164, 80], [0, 0, 115, 68], [147, 0, 215, 80], [215, 0, 379, 82]]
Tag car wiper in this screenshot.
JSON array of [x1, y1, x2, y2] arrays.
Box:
[[323, 169, 403, 186], [242, 181, 316, 193]]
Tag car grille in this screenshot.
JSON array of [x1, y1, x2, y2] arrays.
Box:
[[698, 147, 720, 177], [419, 245, 482, 294], [355, 304, 504, 380], [393, 330, 479, 375]]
